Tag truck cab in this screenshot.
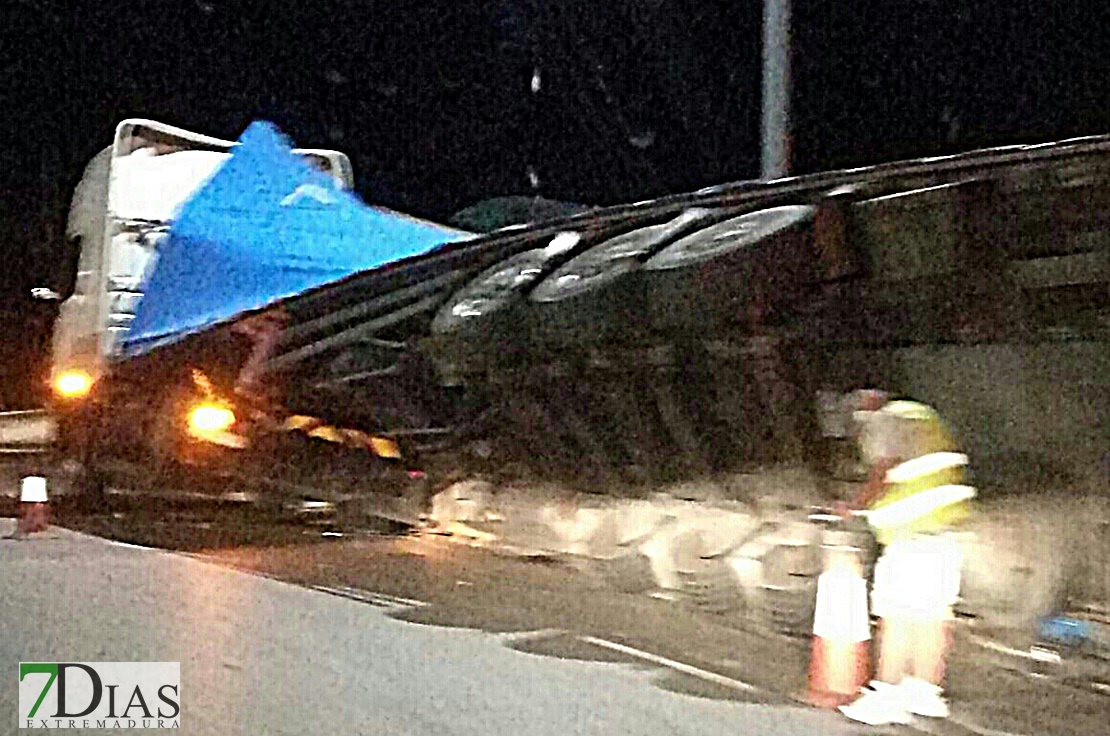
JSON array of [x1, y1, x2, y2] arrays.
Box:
[[49, 119, 353, 483]]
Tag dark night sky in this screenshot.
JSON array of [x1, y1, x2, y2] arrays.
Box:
[[2, 0, 1110, 404]]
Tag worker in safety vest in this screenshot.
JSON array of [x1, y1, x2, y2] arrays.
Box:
[[838, 390, 975, 726]]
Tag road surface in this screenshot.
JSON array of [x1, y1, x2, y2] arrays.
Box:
[[1, 520, 863, 735]]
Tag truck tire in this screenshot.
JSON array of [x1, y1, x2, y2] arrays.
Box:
[[427, 248, 551, 376], [51, 405, 109, 510], [641, 204, 817, 336], [51, 453, 108, 512], [428, 231, 585, 375], [147, 382, 188, 461], [528, 208, 725, 347]]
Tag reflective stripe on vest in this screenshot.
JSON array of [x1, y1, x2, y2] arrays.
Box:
[[865, 484, 977, 530], [870, 450, 973, 540], [885, 452, 969, 484]]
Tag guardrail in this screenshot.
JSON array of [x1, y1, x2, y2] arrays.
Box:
[[0, 410, 56, 453]]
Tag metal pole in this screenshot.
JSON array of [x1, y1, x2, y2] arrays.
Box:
[[761, 0, 791, 180]]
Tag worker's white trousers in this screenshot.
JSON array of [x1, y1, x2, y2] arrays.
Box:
[[872, 533, 963, 621]]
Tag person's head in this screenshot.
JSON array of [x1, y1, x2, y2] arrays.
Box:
[[850, 388, 892, 465], [854, 393, 943, 466], [853, 388, 889, 413]]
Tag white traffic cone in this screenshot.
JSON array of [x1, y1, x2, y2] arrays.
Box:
[[18, 476, 50, 535], [807, 545, 871, 708]]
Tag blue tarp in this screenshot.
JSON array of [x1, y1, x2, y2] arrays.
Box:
[[123, 121, 471, 356]]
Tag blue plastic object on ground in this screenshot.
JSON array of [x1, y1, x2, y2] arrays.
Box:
[[1040, 615, 1092, 645]]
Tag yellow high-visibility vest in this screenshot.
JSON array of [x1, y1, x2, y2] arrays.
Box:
[[864, 401, 975, 544]]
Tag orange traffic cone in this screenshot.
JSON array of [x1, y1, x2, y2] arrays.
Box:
[[807, 546, 871, 708], [18, 476, 50, 535]]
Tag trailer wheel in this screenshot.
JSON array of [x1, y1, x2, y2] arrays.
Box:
[[529, 208, 723, 345], [432, 236, 581, 337], [641, 204, 817, 334], [429, 235, 581, 373]]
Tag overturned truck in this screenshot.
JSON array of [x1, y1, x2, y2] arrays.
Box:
[[60, 122, 1107, 499], [50, 120, 1108, 635]]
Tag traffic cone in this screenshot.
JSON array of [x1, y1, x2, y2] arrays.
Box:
[[807, 545, 871, 708], [18, 476, 50, 535]]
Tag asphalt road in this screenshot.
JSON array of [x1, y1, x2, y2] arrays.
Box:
[[0, 520, 864, 735], [3, 459, 1108, 736]]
